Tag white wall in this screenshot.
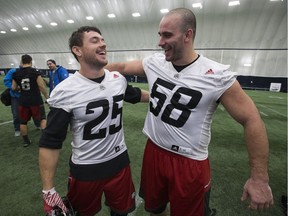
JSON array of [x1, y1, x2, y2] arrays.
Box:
[[0, 0, 286, 77]]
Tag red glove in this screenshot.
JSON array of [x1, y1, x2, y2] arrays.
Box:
[[42, 187, 68, 215]]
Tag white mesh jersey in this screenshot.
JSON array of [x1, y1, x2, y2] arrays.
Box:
[[142, 53, 237, 160], [48, 70, 128, 165]]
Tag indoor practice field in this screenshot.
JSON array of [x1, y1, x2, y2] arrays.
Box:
[[0, 79, 286, 216]]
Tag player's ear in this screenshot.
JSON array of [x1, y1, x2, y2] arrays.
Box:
[[184, 29, 193, 42], [72, 46, 82, 58]]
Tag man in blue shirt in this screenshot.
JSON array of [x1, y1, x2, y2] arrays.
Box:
[[44, 59, 69, 95]]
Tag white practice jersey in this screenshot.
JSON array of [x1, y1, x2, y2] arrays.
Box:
[[142, 53, 236, 160], [48, 70, 128, 165]]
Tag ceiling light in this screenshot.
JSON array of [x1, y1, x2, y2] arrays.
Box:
[[86, 16, 94, 20], [127, 57, 136, 61], [270, 0, 283, 1], [228, 1, 240, 6], [11, 63, 14, 66], [22, 27, 29, 30], [67, 19, 74, 23], [160, 9, 169, 13], [10, 29, 17, 32], [107, 13, 116, 18], [1, 31, 6, 34], [35, 24, 42, 28], [244, 63, 252, 67], [192, 3, 203, 9], [50, 22, 58, 26], [132, 12, 141, 17]]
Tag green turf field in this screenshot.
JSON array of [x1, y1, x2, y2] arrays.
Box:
[[0, 77, 286, 215]]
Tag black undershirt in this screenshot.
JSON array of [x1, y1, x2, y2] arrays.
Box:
[[172, 54, 200, 72], [89, 74, 105, 83]]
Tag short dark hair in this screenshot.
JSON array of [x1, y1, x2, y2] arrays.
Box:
[[47, 59, 56, 65], [167, 8, 197, 40], [69, 26, 102, 61], [21, 54, 32, 64]]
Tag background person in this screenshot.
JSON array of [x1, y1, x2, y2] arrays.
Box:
[[106, 8, 274, 216], [39, 26, 149, 216], [4, 66, 41, 136], [12, 54, 48, 147], [44, 59, 69, 95]]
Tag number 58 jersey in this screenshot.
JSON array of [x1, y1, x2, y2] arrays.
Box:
[[142, 53, 236, 160]]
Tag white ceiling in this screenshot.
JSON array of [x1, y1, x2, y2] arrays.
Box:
[[0, 0, 287, 77]]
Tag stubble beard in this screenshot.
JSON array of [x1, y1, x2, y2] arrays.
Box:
[[85, 54, 108, 69]]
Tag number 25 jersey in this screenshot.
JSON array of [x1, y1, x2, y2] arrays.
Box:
[[47, 70, 128, 165]]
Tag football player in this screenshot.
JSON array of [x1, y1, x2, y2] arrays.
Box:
[[39, 26, 149, 216], [105, 8, 274, 216]]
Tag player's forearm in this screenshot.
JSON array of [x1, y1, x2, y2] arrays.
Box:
[[106, 62, 126, 74], [43, 78, 49, 86], [140, 89, 149, 102], [245, 119, 270, 182], [39, 148, 60, 190], [39, 86, 49, 100], [106, 60, 145, 76], [11, 80, 18, 91]]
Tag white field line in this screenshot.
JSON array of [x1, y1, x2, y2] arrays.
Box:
[[268, 96, 284, 100], [258, 104, 287, 118], [219, 103, 285, 118], [260, 111, 268, 117], [0, 120, 13, 126]]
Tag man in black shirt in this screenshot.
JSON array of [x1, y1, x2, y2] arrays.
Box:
[[12, 54, 49, 147]]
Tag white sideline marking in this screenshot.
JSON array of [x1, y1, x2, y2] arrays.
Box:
[[260, 111, 268, 117], [258, 104, 286, 117], [0, 120, 13, 126], [128, 194, 143, 216], [268, 96, 284, 100]]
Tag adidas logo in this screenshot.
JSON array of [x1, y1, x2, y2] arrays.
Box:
[[115, 146, 120, 152], [171, 145, 179, 152], [205, 68, 214, 75]]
